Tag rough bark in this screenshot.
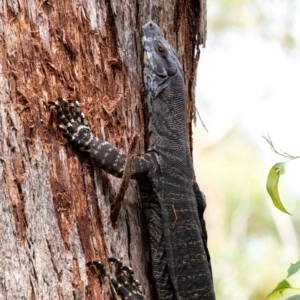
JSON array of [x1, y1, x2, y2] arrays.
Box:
[[0, 1, 206, 299]]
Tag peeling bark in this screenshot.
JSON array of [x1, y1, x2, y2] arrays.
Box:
[[0, 1, 206, 299]]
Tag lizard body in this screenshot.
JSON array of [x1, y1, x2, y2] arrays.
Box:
[[51, 20, 215, 300]]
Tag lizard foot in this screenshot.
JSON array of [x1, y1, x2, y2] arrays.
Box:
[[49, 97, 94, 150], [88, 258, 144, 300]]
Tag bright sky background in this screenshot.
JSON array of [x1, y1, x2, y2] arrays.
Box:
[[195, 27, 300, 195], [192, 3, 300, 298]]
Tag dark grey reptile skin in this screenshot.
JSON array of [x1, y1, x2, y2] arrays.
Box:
[[51, 20, 215, 300]]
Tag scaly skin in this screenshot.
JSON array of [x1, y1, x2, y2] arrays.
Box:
[[88, 258, 143, 300], [51, 20, 215, 300]]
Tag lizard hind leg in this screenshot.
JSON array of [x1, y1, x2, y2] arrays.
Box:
[[88, 258, 144, 300]]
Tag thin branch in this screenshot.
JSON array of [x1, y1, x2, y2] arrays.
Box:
[[262, 133, 300, 159], [195, 106, 209, 132], [111, 133, 139, 226]]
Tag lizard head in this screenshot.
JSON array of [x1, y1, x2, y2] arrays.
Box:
[[142, 20, 183, 99]]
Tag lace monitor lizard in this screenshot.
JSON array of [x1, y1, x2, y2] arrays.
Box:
[[50, 20, 215, 300]]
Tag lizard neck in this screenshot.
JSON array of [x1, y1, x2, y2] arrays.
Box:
[[147, 74, 189, 154]]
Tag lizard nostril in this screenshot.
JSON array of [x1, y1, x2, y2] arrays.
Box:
[[149, 22, 153, 28]]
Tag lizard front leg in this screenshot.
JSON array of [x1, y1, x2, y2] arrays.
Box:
[[50, 98, 151, 178]]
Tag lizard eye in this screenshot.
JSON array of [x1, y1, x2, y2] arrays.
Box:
[[156, 43, 165, 54]]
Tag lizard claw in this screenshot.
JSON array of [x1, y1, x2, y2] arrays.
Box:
[[48, 100, 59, 108], [87, 260, 107, 276]]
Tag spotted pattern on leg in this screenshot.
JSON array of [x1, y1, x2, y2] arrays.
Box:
[[49, 98, 151, 178], [49, 98, 93, 150], [88, 258, 144, 300]]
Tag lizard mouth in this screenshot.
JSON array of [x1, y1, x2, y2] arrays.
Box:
[[143, 52, 168, 78], [156, 72, 167, 78]]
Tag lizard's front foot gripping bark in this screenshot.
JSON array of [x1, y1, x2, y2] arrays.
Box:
[[88, 258, 144, 300], [49, 97, 94, 150]]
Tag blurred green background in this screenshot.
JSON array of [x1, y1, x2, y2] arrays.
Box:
[[193, 1, 300, 299]]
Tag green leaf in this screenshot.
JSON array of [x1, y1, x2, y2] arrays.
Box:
[[286, 295, 300, 300], [287, 258, 300, 278], [267, 280, 292, 298], [266, 162, 290, 214]]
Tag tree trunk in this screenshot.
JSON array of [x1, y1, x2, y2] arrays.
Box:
[[0, 1, 206, 299]]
